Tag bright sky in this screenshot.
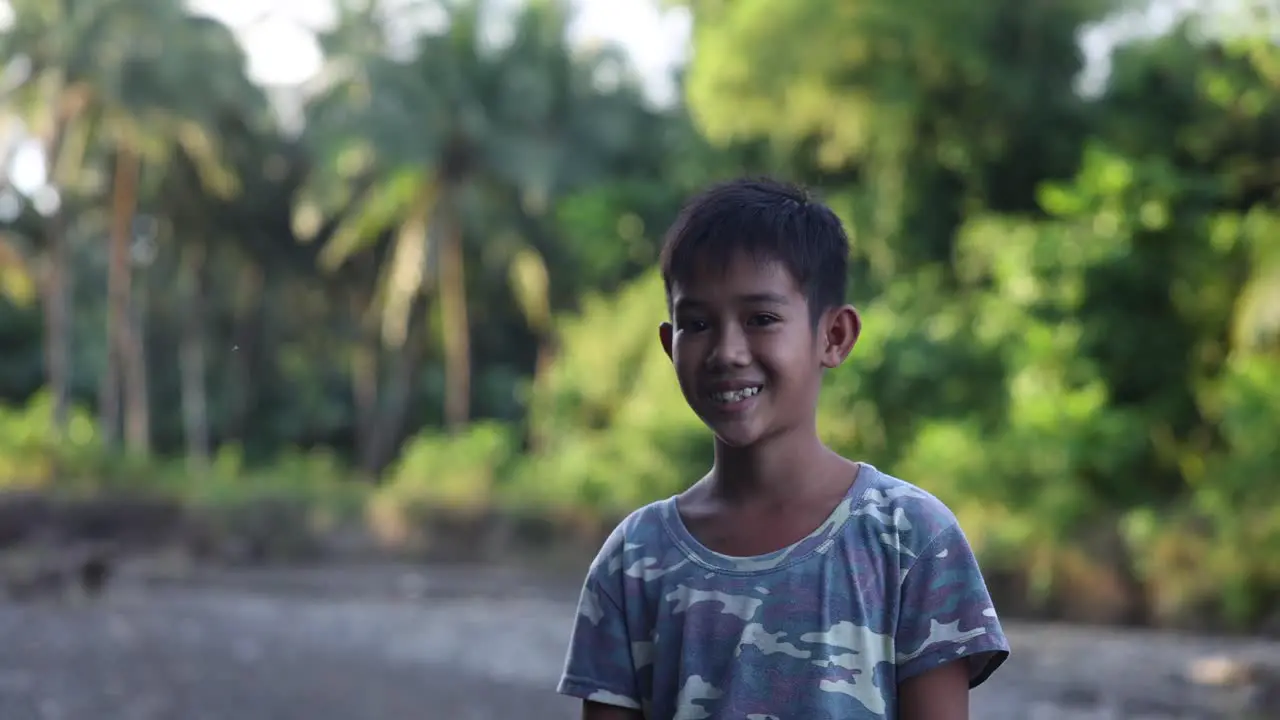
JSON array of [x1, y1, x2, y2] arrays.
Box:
[[184, 0, 692, 98], [1, 0, 691, 196], [3, 0, 1258, 198], [185, 0, 1234, 98]]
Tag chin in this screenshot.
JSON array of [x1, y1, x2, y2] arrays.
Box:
[[709, 424, 766, 449]]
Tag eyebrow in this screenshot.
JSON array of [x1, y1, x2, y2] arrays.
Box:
[[673, 292, 791, 312]]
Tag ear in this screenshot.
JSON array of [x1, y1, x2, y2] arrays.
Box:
[[819, 305, 861, 369], [659, 321, 674, 360]]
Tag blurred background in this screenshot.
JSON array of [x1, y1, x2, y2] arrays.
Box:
[[0, 0, 1278, 718]]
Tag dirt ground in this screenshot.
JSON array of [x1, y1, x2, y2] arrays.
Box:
[[2, 563, 1278, 720]]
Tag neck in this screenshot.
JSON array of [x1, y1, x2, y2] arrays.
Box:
[[709, 425, 834, 503]]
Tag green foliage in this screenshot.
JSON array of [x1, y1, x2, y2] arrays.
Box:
[[380, 422, 518, 510], [0, 393, 368, 562], [0, 0, 1278, 630], [367, 421, 518, 548], [511, 271, 709, 512], [1164, 354, 1280, 627], [0, 391, 102, 490]]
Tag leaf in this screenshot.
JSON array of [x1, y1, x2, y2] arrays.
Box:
[[175, 121, 239, 198], [1037, 183, 1084, 218], [380, 182, 439, 348], [319, 166, 425, 271], [1232, 210, 1280, 353], [291, 199, 326, 242], [0, 231, 35, 305], [508, 243, 551, 333]]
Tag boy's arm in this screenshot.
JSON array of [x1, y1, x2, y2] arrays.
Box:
[[894, 520, 1010, 719], [898, 659, 971, 720], [558, 531, 645, 715], [582, 700, 645, 719]]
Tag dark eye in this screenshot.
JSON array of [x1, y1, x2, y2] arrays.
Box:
[[748, 314, 780, 327], [678, 318, 709, 333]]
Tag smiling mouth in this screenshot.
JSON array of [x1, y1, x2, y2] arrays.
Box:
[[709, 386, 762, 404]]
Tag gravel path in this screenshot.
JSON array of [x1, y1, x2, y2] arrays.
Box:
[[2, 564, 1277, 719]]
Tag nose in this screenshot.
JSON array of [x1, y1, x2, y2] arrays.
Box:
[[706, 322, 751, 370]]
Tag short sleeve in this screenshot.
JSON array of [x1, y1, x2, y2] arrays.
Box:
[[894, 521, 1010, 688], [556, 540, 643, 710]]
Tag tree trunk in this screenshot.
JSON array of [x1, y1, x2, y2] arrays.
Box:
[[41, 212, 71, 435], [227, 262, 263, 443], [367, 299, 428, 474], [98, 335, 120, 446], [352, 296, 380, 475], [38, 77, 89, 435], [106, 143, 148, 455], [124, 251, 150, 455], [438, 202, 470, 431], [102, 152, 131, 448], [526, 333, 555, 452], [179, 242, 210, 471]]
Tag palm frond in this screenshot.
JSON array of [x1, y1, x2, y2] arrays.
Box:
[[0, 229, 36, 305], [380, 181, 439, 347], [320, 166, 428, 270]]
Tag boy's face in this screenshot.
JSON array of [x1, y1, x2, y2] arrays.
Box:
[[659, 253, 860, 449]]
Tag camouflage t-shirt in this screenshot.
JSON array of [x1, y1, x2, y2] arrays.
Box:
[[557, 463, 1010, 719]]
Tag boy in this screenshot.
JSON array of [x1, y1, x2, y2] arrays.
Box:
[[557, 178, 1009, 719]]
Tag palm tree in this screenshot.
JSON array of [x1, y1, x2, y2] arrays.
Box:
[[87, 1, 241, 454], [0, 0, 105, 434], [2, 0, 245, 454], [296, 0, 646, 431], [152, 14, 271, 468]]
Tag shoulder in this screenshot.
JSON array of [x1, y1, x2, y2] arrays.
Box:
[[584, 497, 677, 586], [854, 468, 1012, 685], [846, 464, 963, 564]]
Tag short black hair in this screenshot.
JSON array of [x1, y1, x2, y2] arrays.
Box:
[[659, 177, 850, 324]]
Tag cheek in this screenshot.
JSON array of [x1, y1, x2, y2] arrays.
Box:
[[670, 341, 694, 369], [759, 335, 818, 375], [671, 347, 701, 387]]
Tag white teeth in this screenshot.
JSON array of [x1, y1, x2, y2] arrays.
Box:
[[711, 386, 761, 403]]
